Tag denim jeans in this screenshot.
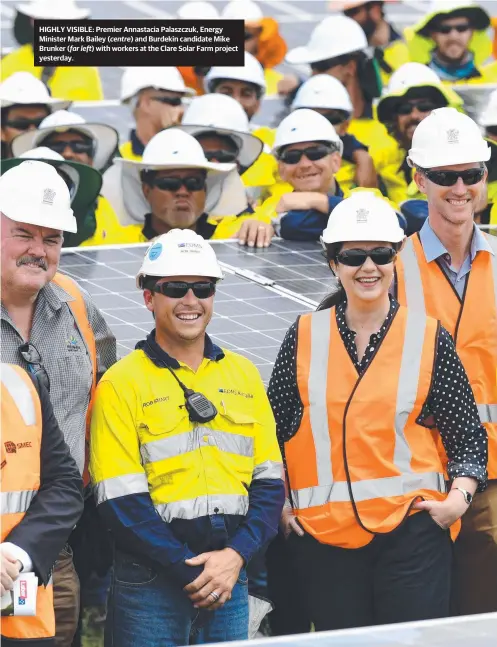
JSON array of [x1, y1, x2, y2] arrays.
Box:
[[105, 551, 249, 647]]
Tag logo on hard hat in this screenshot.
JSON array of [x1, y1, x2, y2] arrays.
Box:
[[356, 208, 368, 223], [148, 242, 163, 261], [178, 242, 202, 249], [42, 188, 56, 205], [447, 129, 459, 144]]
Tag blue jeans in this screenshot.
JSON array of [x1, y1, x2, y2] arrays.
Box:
[[105, 552, 249, 647]]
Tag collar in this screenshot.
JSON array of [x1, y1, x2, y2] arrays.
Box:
[[142, 213, 217, 241], [136, 329, 225, 369], [361, 101, 374, 120], [389, 24, 402, 42], [130, 129, 146, 157], [419, 219, 494, 264], [429, 51, 481, 81], [334, 181, 344, 198]]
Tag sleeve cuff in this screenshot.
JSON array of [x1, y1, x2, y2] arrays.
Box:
[[1, 543, 33, 573], [168, 550, 203, 589]]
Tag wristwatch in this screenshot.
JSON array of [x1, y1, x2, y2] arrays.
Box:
[[453, 487, 473, 505]]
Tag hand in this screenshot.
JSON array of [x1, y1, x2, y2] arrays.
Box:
[[276, 193, 329, 214], [414, 494, 469, 530], [235, 220, 274, 248], [0, 551, 21, 596], [184, 548, 244, 610], [278, 74, 300, 96], [280, 507, 304, 539]]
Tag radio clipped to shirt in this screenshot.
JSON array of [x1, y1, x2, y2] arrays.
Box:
[[1, 572, 38, 616]]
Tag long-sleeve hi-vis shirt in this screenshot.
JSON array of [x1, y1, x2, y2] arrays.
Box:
[[90, 333, 285, 588]]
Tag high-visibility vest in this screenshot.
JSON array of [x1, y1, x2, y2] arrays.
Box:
[[1, 364, 55, 640], [396, 233, 497, 479], [288, 305, 454, 549], [52, 273, 97, 485]]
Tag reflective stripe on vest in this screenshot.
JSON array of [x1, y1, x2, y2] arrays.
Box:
[[1, 363, 36, 426], [155, 493, 249, 522], [1, 490, 37, 514]]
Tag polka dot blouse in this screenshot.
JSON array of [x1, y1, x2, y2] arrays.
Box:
[[267, 298, 488, 492]]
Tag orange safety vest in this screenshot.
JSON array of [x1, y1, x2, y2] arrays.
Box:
[[396, 233, 497, 479], [288, 305, 455, 549], [1, 364, 55, 641], [52, 273, 97, 485]]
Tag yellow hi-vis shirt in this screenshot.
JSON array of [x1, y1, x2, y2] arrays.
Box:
[[90, 345, 283, 527]]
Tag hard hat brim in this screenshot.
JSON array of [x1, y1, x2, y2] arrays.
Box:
[[0, 199, 78, 233], [415, 6, 490, 37]]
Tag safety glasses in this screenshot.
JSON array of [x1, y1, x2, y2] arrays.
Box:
[[18, 342, 50, 391], [45, 139, 94, 155], [278, 144, 335, 165], [435, 23, 471, 34], [323, 110, 349, 126], [396, 101, 438, 116], [203, 150, 238, 163], [149, 176, 206, 192], [152, 280, 216, 299], [5, 117, 46, 131], [151, 96, 183, 107], [422, 167, 485, 187], [336, 247, 397, 267]]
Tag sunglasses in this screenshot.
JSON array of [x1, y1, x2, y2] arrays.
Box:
[[245, 31, 257, 40], [422, 167, 485, 186], [435, 23, 471, 34], [5, 117, 46, 131], [278, 144, 335, 165], [323, 110, 349, 126], [336, 247, 397, 267], [344, 6, 362, 18], [149, 176, 206, 192], [44, 139, 94, 155], [396, 101, 438, 116], [18, 342, 50, 391], [203, 150, 238, 163], [152, 280, 216, 299], [151, 96, 183, 107], [486, 126, 497, 136]]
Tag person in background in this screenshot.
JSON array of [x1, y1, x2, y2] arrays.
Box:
[[1, 72, 70, 159], [283, 16, 387, 148], [0, 161, 117, 647], [11, 110, 121, 247], [119, 67, 194, 162], [90, 229, 285, 646], [405, 0, 497, 84], [372, 62, 462, 215], [2, 0, 103, 100], [291, 74, 377, 191], [1, 364, 84, 647], [328, 0, 409, 84], [221, 0, 287, 97], [268, 191, 487, 632], [395, 108, 497, 616], [101, 128, 274, 248]]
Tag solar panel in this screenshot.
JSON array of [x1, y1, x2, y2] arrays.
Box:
[[60, 243, 314, 383]]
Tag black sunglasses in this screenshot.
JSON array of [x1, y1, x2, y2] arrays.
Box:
[[5, 117, 46, 131], [421, 167, 485, 187], [278, 144, 336, 165], [152, 280, 216, 299], [149, 176, 206, 192], [486, 126, 497, 136], [396, 101, 438, 116], [18, 342, 50, 391], [245, 30, 256, 40], [435, 23, 471, 34], [45, 139, 94, 155], [336, 247, 397, 267], [323, 110, 349, 126], [150, 96, 183, 107], [344, 6, 363, 18], [203, 150, 238, 163]]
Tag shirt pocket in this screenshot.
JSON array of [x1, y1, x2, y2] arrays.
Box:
[[214, 408, 259, 488]]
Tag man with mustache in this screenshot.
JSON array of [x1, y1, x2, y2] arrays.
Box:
[[0, 161, 117, 647]]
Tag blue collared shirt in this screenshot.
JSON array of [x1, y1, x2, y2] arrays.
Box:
[[419, 219, 495, 298]]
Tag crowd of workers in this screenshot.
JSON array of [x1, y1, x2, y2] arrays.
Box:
[[1, 0, 497, 646]]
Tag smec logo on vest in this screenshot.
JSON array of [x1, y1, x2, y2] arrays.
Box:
[[4, 441, 32, 453]]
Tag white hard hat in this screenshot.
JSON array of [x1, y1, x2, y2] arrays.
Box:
[[11, 109, 119, 172], [16, 0, 89, 19], [286, 15, 367, 66], [177, 1, 219, 19], [328, 0, 398, 11], [322, 192, 405, 245], [408, 107, 491, 168], [204, 52, 266, 95], [384, 62, 441, 96], [0, 160, 77, 233], [120, 67, 195, 103], [222, 0, 264, 24], [291, 74, 353, 115], [136, 229, 223, 287], [480, 88, 497, 128], [18, 146, 64, 161], [178, 94, 263, 169], [273, 108, 344, 156], [0, 72, 71, 111]]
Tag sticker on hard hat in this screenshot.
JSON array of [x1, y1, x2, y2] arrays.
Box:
[[178, 242, 202, 250], [148, 242, 163, 261], [356, 208, 368, 223], [42, 188, 56, 206], [447, 129, 459, 144]]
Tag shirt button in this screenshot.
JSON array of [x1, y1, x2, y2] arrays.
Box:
[[214, 507, 219, 514], [444, 254, 451, 263]]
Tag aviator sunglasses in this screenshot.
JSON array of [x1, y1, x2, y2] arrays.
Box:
[[18, 342, 50, 391], [421, 167, 485, 187], [148, 175, 206, 192], [151, 280, 216, 299], [435, 23, 471, 34], [278, 144, 335, 165], [336, 247, 397, 267]]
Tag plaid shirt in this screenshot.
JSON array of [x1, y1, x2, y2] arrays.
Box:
[[1, 279, 117, 474]]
